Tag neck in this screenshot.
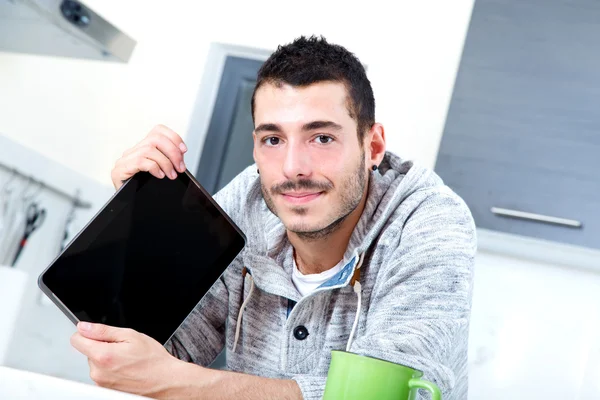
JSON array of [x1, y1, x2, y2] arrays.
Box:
[[288, 188, 368, 275]]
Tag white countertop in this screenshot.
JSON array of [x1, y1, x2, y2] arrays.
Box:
[[0, 266, 28, 364], [0, 366, 150, 399]]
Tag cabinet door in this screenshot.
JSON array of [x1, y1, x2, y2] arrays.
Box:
[[195, 56, 262, 195], [435, 0, 600, 249]]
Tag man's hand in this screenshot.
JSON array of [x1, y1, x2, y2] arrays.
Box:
[[70, 322, 184, 398], [111, 124, 188, 191], [71, 322, 303, 399]]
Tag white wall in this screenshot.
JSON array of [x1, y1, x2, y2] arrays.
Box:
[[3, 1, 600, 399], [0, 0, 475, 187]]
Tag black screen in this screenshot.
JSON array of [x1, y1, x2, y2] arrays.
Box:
[[40, 171, 245, 344]]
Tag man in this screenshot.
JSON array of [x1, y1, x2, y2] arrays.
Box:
[[71, 36, 476, 400]]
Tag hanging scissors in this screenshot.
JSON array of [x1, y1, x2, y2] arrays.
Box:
[[12, 201, 47, 266]]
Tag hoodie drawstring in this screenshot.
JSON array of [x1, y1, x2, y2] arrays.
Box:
[[346, 252, 365, 352], [232, 267, 254, 353], [232, 252, 365, 353]]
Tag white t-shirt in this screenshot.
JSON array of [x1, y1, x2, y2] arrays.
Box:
[[292, 258, 344, 297]]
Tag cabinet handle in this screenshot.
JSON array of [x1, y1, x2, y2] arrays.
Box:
[[490, 207, 582, 228]]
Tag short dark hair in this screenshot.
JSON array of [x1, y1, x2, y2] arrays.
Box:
[[251, 35, 375, 142]]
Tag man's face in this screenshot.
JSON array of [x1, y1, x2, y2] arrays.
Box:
[[252, 81, 368, 239]]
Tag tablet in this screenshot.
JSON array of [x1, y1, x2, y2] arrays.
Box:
[[38, 170, 246, 345]]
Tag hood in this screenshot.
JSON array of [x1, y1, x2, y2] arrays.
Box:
[[229, 150, 448, 353], [341, 151, 444, 262], [235, 151, 445, 301]]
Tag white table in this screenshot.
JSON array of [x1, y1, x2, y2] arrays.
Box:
[[0, 366, 150, 399]]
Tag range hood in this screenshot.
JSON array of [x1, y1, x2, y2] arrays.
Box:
[[0, 0, 136, 62]]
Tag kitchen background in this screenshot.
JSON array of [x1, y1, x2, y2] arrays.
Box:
[[1, 0, 600, 399]]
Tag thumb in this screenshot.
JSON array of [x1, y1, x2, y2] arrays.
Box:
[[77, 322, 128, 343]]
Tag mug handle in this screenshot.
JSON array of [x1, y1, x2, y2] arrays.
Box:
[[408, 378, 442, 400]]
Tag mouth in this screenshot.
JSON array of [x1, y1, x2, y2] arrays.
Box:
[[280, 192, 323, 205]]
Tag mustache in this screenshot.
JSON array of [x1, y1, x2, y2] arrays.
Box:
[[271, 179, 333, 194]]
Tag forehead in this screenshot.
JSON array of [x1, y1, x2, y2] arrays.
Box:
[[253, 81, 353, 125]]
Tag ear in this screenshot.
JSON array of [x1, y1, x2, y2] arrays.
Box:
[[364, 123, 386, 167]]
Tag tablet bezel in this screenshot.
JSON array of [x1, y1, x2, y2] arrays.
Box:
[[37, 170, 245, 345]]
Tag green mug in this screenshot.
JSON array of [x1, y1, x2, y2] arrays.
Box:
[[323, 351, 441, 400]]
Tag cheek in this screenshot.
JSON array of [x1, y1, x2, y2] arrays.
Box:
[[255, 148, 281, 168], [258, 172, 278, 194], [320, 157, 357, 183]]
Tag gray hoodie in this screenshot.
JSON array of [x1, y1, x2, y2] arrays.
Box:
[[165, 151, 477, 400]]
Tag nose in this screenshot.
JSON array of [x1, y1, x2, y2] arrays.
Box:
[[282, 140, 312, 180]]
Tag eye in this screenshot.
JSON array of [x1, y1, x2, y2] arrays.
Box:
[[315, 135, 333, 144], [263, 137, 281, 146]]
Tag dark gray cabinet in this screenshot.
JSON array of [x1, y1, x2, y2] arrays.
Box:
[[196, 56, 262, 195], [435, 0, 600, 249]]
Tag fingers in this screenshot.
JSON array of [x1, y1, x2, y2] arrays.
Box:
[[77, 322, 134, 343], [89, 362, 115, 388], [72, 334, 116, 387], [152, 124, 188, 154], [130, 145, 176, 179], [71, 331, 103, 358], [112, 154, 162, 189], [111, 124, 188, 190], [147, 132, 187, 174]]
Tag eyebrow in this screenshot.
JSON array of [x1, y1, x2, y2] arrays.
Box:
[[302, 120, 343, 131], [254, 123, 281, 134], [255, 120, 343, 134]]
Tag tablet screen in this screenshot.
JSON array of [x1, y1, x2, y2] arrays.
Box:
[[39, 171, 245, 344]]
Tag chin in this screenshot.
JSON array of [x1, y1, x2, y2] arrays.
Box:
[[281, 215, 326, 234]]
